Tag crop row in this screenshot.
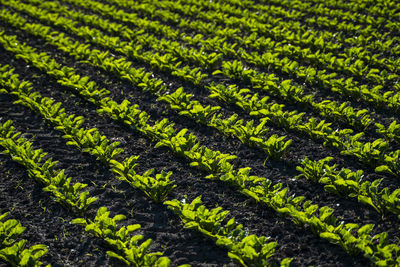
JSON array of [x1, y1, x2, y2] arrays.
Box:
[[0, 28, 398, 265], [2, 2, 400, 181], [5, 0, 400, 209], [0, 68, 178, 264], [16, 0, 399, 145], [2, 0, 400, 265], [249, 0, 400, 32], [102, 0, 398, 54], [0, 3, 293, 160], [169, 0, 400, 32], [3, 0, 400, 207], [102, 0, 400, 62], [0, 118, 175, 266], [260, 0, 400, 20], [16, 0, 386, 133], [32, 0, 400, 122], [48, 0, 400, 82], [0, 64, 176, 203], [3, 0, 400, 214], [0, 62, 291, 266]]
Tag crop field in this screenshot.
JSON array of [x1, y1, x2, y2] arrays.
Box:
[[1, 0, 400, 266]]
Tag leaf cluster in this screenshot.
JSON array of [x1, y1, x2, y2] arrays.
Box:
[[165, 197, 292, 266], [73, 207, 170, 266], [0, 213, 48, 267]]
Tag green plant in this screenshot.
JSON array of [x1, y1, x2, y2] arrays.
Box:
[[0, 213, 48, 267], [73, 207, 170, 266], [0, 120, 97, 215], [164, 197, 292, 266], [132, 170, 176, 203]]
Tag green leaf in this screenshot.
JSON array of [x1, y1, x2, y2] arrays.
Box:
[[358, 195, 378, 213], [155, 256, 171, 267], [242, 189, 260, 202], [320, 232, 341, 244], [357, 224, 374, 236], [106, 251, 129, 265], [71, 218, 87, 225]]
